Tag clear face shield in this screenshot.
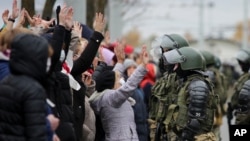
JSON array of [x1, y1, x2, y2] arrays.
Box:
[[235, 50, 250, 63], [149, 35, 179, 62], [150, 37, 164, 62], [162, 49, 186, 66]]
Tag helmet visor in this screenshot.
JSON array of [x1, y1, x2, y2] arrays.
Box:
[[163, 49, 186, 65], [236, 50, 250, 63]]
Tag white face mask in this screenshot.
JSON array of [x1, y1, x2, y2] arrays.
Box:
[[60, 50, 66, 62], [46, 57, 51, 72], [119, 78, 126, 86]]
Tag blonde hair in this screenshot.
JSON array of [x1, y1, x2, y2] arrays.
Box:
[[0, 27, 33, 52]]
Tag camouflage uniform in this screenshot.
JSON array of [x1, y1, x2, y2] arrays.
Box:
[[228, 49, 250, 125], [162, 47, 217, 141], [149, 34, 189, 141], [200, 50, 227, 141]]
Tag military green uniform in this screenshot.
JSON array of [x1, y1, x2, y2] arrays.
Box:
[[205, 67, 227, 141], [199, 50, 228, 141], [230, 73, 250, 110], [148, 34, 190, 141], [164, 73, 217, 141], [228, 48, 250, 126], [161, 47, 218, 141], [149, 72, 177, 141]]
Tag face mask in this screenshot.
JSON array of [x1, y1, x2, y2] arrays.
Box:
[[46, 57, 51, 72], [60, 50, 65, 62], [119, 78, 126, 86]]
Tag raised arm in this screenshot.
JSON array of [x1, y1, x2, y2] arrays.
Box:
[[71, 13, 105, 77], [107, 45, 149, 107]]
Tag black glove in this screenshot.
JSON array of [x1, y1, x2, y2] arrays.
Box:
[[181, 119, 200, 141], [181, 129, 194, 141], [227, 102, 233, 125]]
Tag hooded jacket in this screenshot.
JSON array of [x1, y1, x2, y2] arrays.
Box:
[[0, 33, 49, 141]]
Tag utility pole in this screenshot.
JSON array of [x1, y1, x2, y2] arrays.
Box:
[[242, 0, 249, 49], [198, 0, 205, 48]]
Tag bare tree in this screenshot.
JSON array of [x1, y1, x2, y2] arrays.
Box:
[[42, 0, 56, 20], [86, 0, 108, 28]]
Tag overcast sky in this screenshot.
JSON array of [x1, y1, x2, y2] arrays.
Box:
[[0, 0, 249, 40]]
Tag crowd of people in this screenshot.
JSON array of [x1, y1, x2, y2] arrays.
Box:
[[0, 0, 249, 141]]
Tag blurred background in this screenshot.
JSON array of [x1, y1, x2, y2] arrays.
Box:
[[0, 0, 249, 67], [0, 0, 249, 140]]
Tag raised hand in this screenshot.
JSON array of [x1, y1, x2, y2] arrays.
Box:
[[41, 18, 55, 28], [93, 12, 105, 33], [140, 45, 149, 67], [114, 41, 125, 63], [11, 0, 19, 19], [72, 21, 82, 38], [64, 7, 74, 30], [2, 9, 9, 24], [58, 4, 74, 30], [15, 8, 25, 28], [24, 10, 41, 27], [104, 30, 110, 45]]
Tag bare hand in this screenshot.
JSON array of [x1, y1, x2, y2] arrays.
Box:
[[72, 21, 82, 38], [41, 18, 55, 28], [98, 47, 105, 62], [93, 12, 105, 33], [47, 114, 60, 131], [64, 7, 74, 30], [2, 9, 9, 24], [11, 0, 19, 19], [82, 71, 92, 86], [16, 8, 25, 28], [24, 10, 41, 27], [53, 134, 60, 141], [114, 41, 125, 63], [140, 45, 149, 66], [104, 30, 110, 45], [58, 4, 74, 30]]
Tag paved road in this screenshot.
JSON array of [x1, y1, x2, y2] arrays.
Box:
[[220, 116, 230, 141]]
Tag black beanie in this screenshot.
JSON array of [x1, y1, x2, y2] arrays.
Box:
[[95, 70, 116, 92]]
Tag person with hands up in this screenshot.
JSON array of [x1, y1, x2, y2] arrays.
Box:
[[0, 0, 19, 32], [89, 43, 149, 141]]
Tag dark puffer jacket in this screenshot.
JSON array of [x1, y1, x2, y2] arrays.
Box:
[[0, 34, 49, 141]]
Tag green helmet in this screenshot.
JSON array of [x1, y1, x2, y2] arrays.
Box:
[[168, 34, 189, 48], [199, 50, 215, 66], [235, 49, 250, 64], [214, 56, 222, 69], [163, 47, 205, 70], [150, 34, 189, 61]]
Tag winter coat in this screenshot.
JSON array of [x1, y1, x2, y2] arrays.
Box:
[[44, 25, 77, 141], [0, 34, 48, 141], [131, 88, 149, 141], [89, 63, 147, 141], [71, 31, 104, 141], [83, 96, 96, 141]]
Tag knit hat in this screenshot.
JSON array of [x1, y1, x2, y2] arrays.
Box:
[[124, 45, 134, 55], [123, 59, 137, 71], [101, 47, 115, 66], [95, 70, 115, 92], [80, 24, 94, 41]]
